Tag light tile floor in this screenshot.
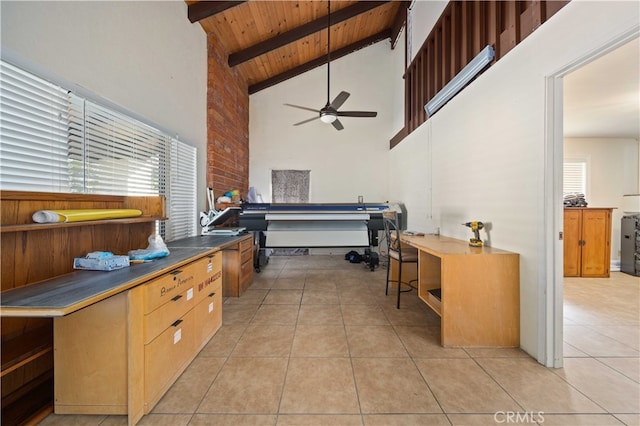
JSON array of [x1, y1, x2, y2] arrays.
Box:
[[39, 256, 639, 425]]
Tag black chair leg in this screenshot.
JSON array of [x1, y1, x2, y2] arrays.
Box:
[[396, 260, 402, 309], [385, 257, 390, 296]]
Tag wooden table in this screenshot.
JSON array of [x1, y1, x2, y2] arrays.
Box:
[[399, 234, 520, 347]]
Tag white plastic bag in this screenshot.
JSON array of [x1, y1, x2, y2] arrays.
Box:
[[128, 234, 170, 261]]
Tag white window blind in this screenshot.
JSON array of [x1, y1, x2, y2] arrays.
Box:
[[166, 139, 197, 241], [0, 59, 198, 242], [563, 160, 587, 196], [84, 101, 168, 195], [0, 61, 83, 192]]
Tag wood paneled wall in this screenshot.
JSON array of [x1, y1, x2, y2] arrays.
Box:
[[391, 0, 569, 148], [0, 191, 164, 425]]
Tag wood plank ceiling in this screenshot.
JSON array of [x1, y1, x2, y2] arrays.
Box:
[[186, 1, 408, 93]]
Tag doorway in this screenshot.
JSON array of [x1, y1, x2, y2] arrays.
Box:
[[546, 31, 640, 368]]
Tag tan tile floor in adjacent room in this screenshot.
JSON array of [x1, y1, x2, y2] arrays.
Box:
[[39, 256, 640, 425]]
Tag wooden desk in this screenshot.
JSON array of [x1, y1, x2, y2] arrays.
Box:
[[400, 234, 520, 347]]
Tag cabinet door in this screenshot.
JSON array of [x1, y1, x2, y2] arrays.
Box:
[[581, 209, 611, 277], [563, 209, 582, 277]]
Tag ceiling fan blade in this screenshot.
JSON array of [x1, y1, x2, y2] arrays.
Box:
[[330, 91, 350, 110], [337, 111, 378, 118], [293, 116, 320, 126], [284, 103, 320, 113], [331, 118, 344, 131]]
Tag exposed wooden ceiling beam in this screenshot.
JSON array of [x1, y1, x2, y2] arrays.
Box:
[[248, 29, 392, 94], [188, 1, 246, 24], [390, 1, 410, 49], [229, 1, 389, 68]]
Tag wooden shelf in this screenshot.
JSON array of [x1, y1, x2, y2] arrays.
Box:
[[1, 325, 53, 377], [420, 289, 442, 317], [1, 216, 166, 233]]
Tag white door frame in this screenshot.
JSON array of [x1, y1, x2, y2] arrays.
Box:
[[543, 27, 639, 368]]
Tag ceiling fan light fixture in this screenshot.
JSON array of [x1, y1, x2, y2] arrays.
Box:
[[320, 112, 337, 123], [283, 0, 377, 131]]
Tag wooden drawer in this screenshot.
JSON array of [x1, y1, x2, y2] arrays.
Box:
[[240, 258, 254, 293], [144, 262, 200, 314], [144, 285, 194, 345], [241, 246, 253, 264], [144, 308, 195, 409], [194, 280, 222, 347], [239, 237, 252, 255], [194, 252, 222, 304]]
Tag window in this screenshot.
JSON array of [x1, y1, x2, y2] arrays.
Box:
[[1, 61, 80, 192], [0, 59, 197, 241], [165, 139, 197, 241], [83, 101, 168, 196], [563, 158, 588, 197]]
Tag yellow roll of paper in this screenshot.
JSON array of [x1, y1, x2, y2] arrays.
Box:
[[32, 209, 142, 223]]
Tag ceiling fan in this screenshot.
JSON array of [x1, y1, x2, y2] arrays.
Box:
[[284, 0, 377, 131]]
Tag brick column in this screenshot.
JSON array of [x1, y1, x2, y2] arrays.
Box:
[[207, 34, 250, 202]]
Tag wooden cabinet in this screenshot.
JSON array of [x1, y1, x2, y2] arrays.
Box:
[[0, 191, 165, 425], [222, 234, 254, 297], [563, 208, 613, 277], [52, 250, 223, 424]]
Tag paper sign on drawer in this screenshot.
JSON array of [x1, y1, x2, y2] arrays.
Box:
[[187, 288, 193, 300], [209, 302, 214, 313], [174, 328, 182, 344]]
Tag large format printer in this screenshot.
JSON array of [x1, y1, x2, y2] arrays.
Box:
[[239, 202, 403, 249]]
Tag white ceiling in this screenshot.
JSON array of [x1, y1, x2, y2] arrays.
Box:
[[564, 37, 640, 139]]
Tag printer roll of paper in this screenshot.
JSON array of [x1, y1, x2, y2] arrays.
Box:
[[32, 209, 142, 223]]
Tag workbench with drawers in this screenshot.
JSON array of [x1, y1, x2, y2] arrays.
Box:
[[1, 234, 252, 426]]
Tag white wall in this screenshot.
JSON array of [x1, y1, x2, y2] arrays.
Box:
[[249, 41, 400, 204], [565, 137, 640, 267], [394, 1, 639, 360], [0, 1, 208, 214]]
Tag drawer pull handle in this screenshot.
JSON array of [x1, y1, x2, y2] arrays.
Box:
[[208, 292, 216, 297], [171, 295, 182, 302], [172, 319, 183, 327], [171, 270, 183, 276]]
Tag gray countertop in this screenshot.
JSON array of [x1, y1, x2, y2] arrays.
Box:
[[1, 234, 251, 317]]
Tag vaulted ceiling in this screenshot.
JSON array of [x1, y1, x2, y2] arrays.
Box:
[[186, 1, 408, 94]]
